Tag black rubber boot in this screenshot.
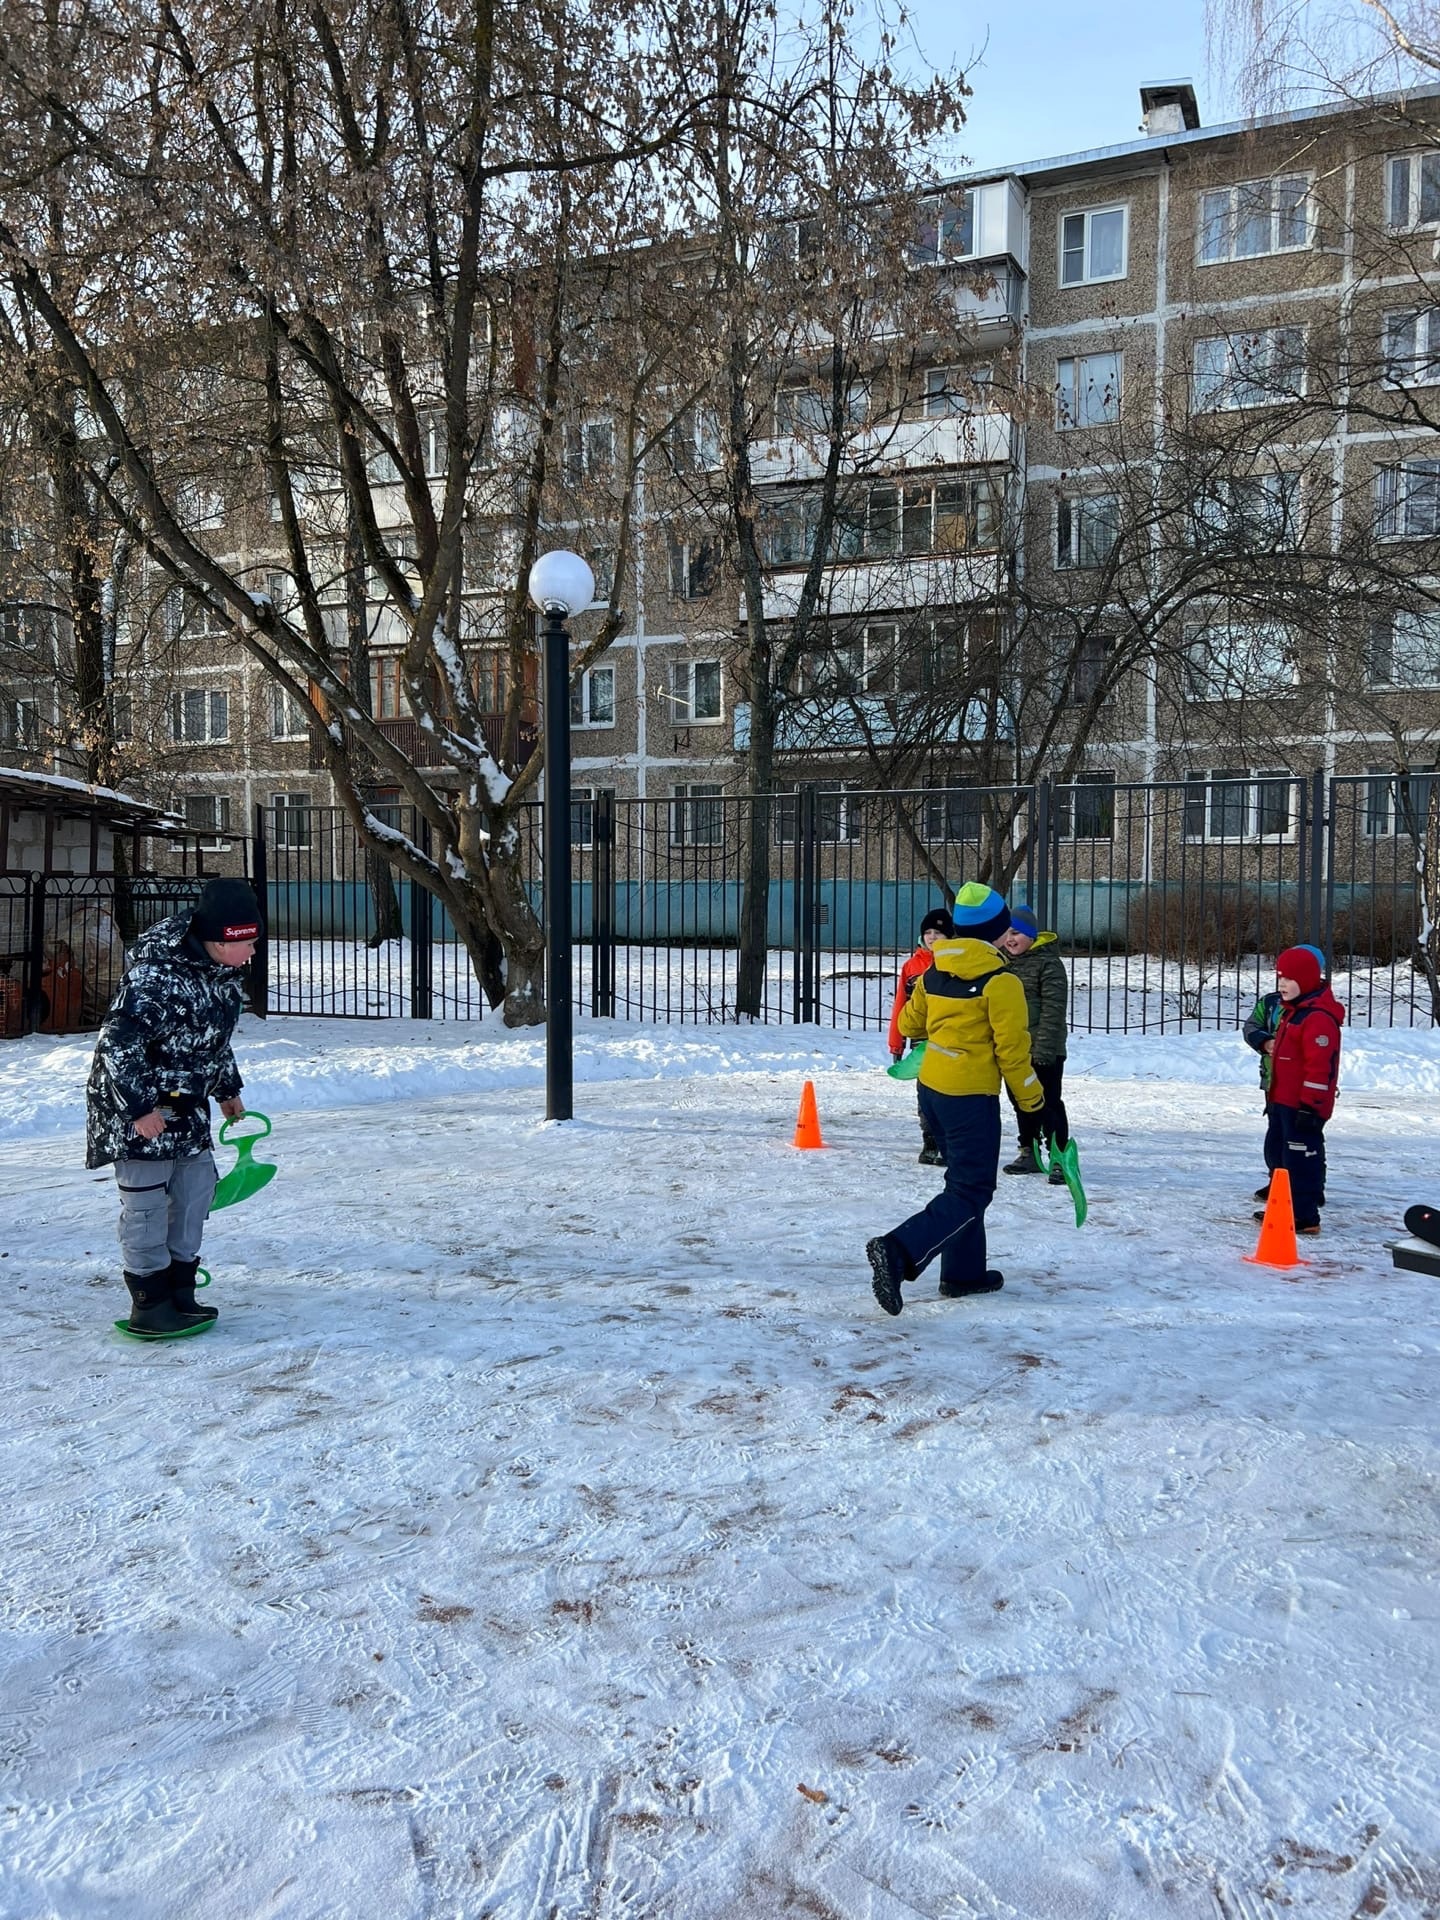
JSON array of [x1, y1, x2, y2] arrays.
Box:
[[168, 1258, 218, 1323], [939, 1270, 1005, 1298], [867, 1235, 910, 1317], [123, 1271, 195, 1336]]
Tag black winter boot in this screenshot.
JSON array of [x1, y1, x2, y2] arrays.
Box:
[[939, 1270, 1005, 1298], [1003, 1151, 1042, 1175], [917, 1144, 945, 1167], [123, 1271, 195, 1336], [167, 1258, 218, 1323], [866, 1236, 911, 1317]]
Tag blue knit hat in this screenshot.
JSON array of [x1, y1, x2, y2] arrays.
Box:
[[1009, 903, 1040, 940], [952, 881, 1011, 944]]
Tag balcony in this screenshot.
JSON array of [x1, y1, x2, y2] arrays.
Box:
[[310, 711, 538, 773], [750, 411, 1014, 486], [757, 551, 1006, 622], [732, 694, 1014, 753]]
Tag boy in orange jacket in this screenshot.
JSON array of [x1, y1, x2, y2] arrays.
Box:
[[888, 907, 954, 1165]]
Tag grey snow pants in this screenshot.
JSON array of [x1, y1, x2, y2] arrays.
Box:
[[114, 1151, 217, 1276]]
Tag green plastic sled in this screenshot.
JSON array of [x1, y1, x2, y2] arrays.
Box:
[[886, 1042, 927, 1082], [1044, 1138, 1087, 1229], [210, 1112, 277, 1212], [114, 1274, 215, 1342]]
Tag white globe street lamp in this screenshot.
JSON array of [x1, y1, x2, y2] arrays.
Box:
[[528, 550, 595, 618], [528, 550, 594, 1120]]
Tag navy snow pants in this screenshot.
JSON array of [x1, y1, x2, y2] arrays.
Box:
[[1263, 1102, 1326, 1228], [889, 1089, 1002, 1289]]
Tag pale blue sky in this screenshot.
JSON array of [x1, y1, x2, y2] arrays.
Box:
[[896, 0, 1227, 174]]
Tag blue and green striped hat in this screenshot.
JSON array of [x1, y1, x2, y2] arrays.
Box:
[[952, 881, 1011, 944]]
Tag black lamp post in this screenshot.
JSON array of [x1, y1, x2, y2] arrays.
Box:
[[527, 549, 595, 1122]]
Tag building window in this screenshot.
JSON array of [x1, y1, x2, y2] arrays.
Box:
[[1055, 772, 1116, 839], [1193, 328, 1306, 410], [1060, 205, 1128, 285], [569, 785, 614, 849], [923, 786, 982, 843], [773, 783, 863, 844], [1189, 471, 1300, 550], [1056, 495, 1120, 569], [271, 685, 310, 739], [1056, 352, 1121, 429], [910, 190, 977, 264], [0, 696, 40, 749], [1366, 765, 1438, 836], [774, 383, 828, 435], [1184, 619, 1296, 701], [1198, 175, 1311, 263], [1383, 308, 1440, 386], [802, 624, 898, 696], [1, 599, 57, 656], [111, 692, 132, 742], [177, 483, 225, 531], [370, 656, 409, 719], [570, 664, 616, 728], [1367, 608, 1440, 686], [1062, 633, 1111, 707], [669, 659, 722, 723], [162, 588, 226, 645], [670, 782, 724, 846], [920, 621, 967, 690], [1375, 460, 1440, 538], [668, 536, 719, 600], [922, 364, 990, 416], [271, 790, 312, 850], [170, 687, 230, 743], [1184, 770, 1293, 841], [1388, 151, 1440, 230], [668, 405, 721, 472], [562, 417, 614, 486], [183, 792, 232, 849]]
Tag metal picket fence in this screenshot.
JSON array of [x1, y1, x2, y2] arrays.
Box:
[[3, 773, 1435, 1034]]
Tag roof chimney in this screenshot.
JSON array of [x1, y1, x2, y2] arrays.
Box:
[[1139, 81, 1200, 137]]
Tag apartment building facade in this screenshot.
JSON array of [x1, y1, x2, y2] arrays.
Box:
[[6, 79, 1440, 870]]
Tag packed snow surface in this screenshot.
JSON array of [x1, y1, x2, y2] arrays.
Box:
[[0, 1019, 1436, 1919]]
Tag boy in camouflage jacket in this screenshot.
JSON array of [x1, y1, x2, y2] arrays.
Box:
[[87, 878, 260, 1335], [996, 905, 1070, 1182]]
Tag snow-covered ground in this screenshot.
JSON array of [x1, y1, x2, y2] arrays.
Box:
[[1, 1019, 1437, 1919]]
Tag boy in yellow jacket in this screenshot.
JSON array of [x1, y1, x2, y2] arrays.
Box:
[[867, 883, 1044, 1316]]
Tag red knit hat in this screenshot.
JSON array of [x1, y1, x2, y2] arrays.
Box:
[[1275, 945, 1322, 994]]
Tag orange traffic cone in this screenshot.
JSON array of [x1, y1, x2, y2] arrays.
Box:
[[1244, 1166, 1309, 1268], [792, 1079, 826, 1150]]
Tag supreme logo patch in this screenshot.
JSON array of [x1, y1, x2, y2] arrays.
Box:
[[221, 923, 260, 941]]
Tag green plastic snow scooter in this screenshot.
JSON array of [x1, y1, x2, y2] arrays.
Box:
[[114, 1270, 215, 1341], [1036, 1136, 1087, 1228], [210, 1110, 277, 1212], [886, 1042, 927, 1082]]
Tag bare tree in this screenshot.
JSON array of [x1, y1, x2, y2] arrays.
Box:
[[0, 0, 723, 1020]]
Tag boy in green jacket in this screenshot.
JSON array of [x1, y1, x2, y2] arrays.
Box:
[[996, 904, 1069, 1184]]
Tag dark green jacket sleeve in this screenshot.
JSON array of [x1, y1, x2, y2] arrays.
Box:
[[1030, 947, 1069, 1062]]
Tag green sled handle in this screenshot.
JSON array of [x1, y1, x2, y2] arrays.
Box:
[[886, 1042, 927, 1082], [1038, 1135, 1087, 1229], [211, 1110, 277, 1213]]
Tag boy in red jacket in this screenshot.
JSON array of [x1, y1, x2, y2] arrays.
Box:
[[889, 907, 954, 1165], [1259, 945, 1346, 1235]]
